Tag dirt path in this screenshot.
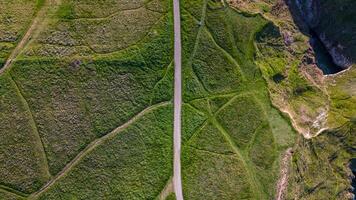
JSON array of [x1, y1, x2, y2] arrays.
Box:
[[0, 3, 46, 74], [29, 102, 170, 199], [0, 0, 62, 74], [158, 177, 174, 200], [173, 0, 184, 199], [276, 148, 293, 200]]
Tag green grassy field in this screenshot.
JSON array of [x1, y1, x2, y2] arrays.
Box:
[[35, 104, 173, 199], [0, 73, 50, 193], [9, 0, 172, 175], [0, 0, 40, 67], [0, 189, 24, 200], [181, 0, 296, 199], [0, 0, 355, 199], [327, 66, 356, 128], [0, 0, 174, 198]]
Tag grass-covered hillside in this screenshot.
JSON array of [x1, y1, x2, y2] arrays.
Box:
[[180, 0, 296, 199], [1, 0, 175, 199], [0, 0, 355, 199], [228, 0, 356, 199], [287, 120, 355, 200]]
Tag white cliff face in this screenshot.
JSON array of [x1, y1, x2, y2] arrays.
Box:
[[295, 0, 352, 69]]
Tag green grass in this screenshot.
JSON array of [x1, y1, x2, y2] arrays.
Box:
[[0, 189, 24, 200], [36, 105, 173, 200], [182, 147, 254, 200], [287, 121, 356, 200], [23, 0, 170, 57], [165, 193, 176, 200], [181, 1, 296, 199], [182, 104, 207, 143], [192, 28, 243, 93], [56, 2, 75, 20], [35, 0, 45, 11], [187, 122, 234, 155], [0, 0, 174, 197], [4, 0, 173, 177], [150, 61, 174, 105], [12, 46, 168, 175], [327, 67, 356, 128], [0, 74, 50, 193], [216, 95, 268, 150], [0, 0, 38, 66], [255, 18, 330, 135]]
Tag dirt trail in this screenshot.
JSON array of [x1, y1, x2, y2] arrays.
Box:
[[173, 0, 184, 199], [158, 178, 174, 200], [29, 102, 170, 199], [0, 0, 59, 74], [276, 148, 293, 200]]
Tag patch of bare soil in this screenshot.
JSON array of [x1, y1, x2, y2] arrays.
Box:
[[276, 148, 293, 200], [159, 178, 174, 200]]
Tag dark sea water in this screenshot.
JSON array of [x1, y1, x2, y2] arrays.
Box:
[[310, 32, 344, 75]]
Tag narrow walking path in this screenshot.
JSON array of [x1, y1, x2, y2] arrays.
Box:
[[173, 0, 184, 199], [0, 0, 51, 74], [158, 177, 174, 200]]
